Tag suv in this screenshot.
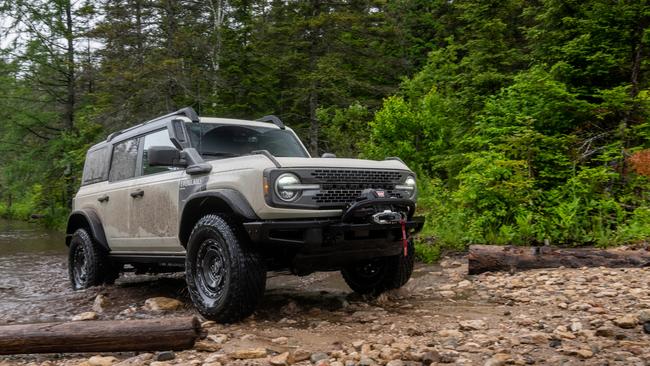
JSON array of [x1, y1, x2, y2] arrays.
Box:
[[66, 107, 424, 322]]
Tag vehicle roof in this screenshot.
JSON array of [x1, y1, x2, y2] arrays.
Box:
[[199, 117, 283, 130], [87, 115, 285, 152]]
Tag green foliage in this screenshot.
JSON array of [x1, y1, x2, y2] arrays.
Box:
[[366, 0, 650, 250], [0, 0, 648, 254], [318, 103, 371, 158]]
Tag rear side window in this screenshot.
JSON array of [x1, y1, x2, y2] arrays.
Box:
[[109, 138, 140, 182], [81, 147, 109, 186]]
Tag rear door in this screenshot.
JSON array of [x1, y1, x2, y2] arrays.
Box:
[[125, 128, 186, 253], [102, 137, 140, 251]]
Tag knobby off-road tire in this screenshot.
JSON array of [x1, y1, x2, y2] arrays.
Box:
[[185, 214, 266, 323], [68, 228, 118, 289], [341, 239, 415, 296]]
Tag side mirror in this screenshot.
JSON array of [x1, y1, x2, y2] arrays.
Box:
[[148, 146, 185, 167], [321, 153, 336, 158]]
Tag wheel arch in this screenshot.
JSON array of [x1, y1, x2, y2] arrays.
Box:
[[178, 189, 258, 248], [66, 209, 109, 251]]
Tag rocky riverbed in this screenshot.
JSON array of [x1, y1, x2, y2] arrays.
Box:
[[1, 257, 649, 366]]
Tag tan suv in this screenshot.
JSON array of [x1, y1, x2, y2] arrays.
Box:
[[66, 107, 424, 322]]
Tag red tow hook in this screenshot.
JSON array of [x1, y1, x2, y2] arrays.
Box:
[[400, 219, 408, 257]]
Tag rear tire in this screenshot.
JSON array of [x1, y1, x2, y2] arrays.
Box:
[[185, 214, 266, 323], [341, 239, 414, 295], [68, 228, 117, 289]]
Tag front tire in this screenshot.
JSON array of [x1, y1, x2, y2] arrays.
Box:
[[341, 239, 414, 295], [68, 228, 117, 289], [185, 214, 266, 323]]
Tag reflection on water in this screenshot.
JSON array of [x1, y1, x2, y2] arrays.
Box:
[[0, 218, 65, 255], [0, 219, 83, 324]]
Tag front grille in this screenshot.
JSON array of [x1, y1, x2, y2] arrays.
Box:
[[308, 169, 406, 207], [310, 169, 402, 183]]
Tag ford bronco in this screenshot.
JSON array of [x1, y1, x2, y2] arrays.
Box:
[[66, 107, 424, 322]]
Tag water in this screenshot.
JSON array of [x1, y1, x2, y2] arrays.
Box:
[[0, 219, 444, 326], [0, 219, 352, 325], [0, 220, 80, 324]]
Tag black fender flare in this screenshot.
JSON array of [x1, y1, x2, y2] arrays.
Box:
[[66, 209, 109, 251], [178, 189, 259, 246]]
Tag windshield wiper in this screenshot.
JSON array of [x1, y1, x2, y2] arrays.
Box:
[[201, 152, 241, 157]]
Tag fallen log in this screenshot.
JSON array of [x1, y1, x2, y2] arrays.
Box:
[[468, 244, 650, 275], [0, 316, 202, 355]]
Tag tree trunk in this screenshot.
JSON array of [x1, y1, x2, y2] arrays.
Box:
[[307, 0, 322, 156], [0, 317, 202, 355], [468, 245, 650, 275], [63, 0, 75, 131]]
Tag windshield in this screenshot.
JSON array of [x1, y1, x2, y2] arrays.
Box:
[[186, 123, 309, 159]]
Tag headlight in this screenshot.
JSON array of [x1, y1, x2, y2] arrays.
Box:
[[274, 173, 320, 202], [275, 173, 301, 201], [395, 175, 417, 199]]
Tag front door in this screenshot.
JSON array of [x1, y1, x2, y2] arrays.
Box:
[[126, 128, 186, 253]]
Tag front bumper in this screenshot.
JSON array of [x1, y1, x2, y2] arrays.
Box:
[[243, 214, 425, 272]]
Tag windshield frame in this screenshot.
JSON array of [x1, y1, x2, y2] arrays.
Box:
[[185, 121, 311, 160]]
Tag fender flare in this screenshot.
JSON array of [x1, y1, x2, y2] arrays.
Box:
[[178, 189, 259, 246], [66, 209, 109, 251]]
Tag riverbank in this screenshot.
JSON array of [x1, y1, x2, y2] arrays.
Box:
[[2, 256, 649, 365]]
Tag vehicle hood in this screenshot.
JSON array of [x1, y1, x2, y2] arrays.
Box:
[[274, 157, 411, 171]]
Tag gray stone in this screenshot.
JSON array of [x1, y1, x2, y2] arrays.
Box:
[[421, 351, 440, 365], [155, 351, 175, 362], [310, 352, 328, 364]]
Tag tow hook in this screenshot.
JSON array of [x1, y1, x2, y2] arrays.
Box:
[[371, 210, 406, 225]]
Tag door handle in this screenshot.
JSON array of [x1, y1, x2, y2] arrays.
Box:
[[97, 195, 109, 203], [130, 190, 144, 198]]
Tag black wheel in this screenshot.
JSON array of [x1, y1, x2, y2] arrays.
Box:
[[341, 239, 414, 295], [185, 214, 266, 323], [68, 228, 117, 289]]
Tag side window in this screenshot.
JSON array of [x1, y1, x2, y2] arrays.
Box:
[[109, 138, 139, 182], [142, 129, 180, 176], [82, 146, 109, 185]]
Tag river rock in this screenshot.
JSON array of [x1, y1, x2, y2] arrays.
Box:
[[613, 315, 638, 329], [421, 351, 440, 365], [204, 353, 229, 364], [272, 336, 289, 344], [270, 352, 290, 366], [194, 340, 221, 352], [92, 294, 109, 313], [144, 297, 183, 311], [229, 348, 268, 359], [88, 356, 119, 366], [292, 349, 311, 362], [114, 353, 153, 366], [519, 332, 548, 344], [72, 311, 98, 321], [358, 356, 376, 366], [155, 351, 175, 362], [438, 329, 463, 338], [459, 319, 487, 330], [644, 322, 650, 334], [637, 310, 650, 323], [483, 353, 510, 366], [310, 352, 329, 363]]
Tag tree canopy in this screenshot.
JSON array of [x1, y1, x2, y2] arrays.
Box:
[[0, 0, 648, 253]]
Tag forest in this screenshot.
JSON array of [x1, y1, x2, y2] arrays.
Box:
[[0, 0, 649, 259]]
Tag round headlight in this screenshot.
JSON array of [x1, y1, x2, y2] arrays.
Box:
[[398, 175, 417, 199], [275, 173, 301, 202]]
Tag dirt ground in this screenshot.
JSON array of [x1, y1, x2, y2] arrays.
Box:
[[1, 256, 649, 366]]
